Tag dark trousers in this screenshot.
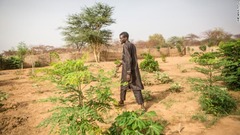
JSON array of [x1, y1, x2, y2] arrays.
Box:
[[120, 89, 144, 105]]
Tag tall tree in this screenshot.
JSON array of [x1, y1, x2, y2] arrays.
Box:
[[203, 28, 232, 47], [148, 34, 165, 48], [61, 3, 115, 62], [16, 42, 28, 69], [185, 33, 199, 46]]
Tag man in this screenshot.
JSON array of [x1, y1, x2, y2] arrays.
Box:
[[117, 32, 145, 111]]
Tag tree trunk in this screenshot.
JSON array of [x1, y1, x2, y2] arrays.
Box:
[[97, 51, 101, 62], [21, 62, 23, 69], [93, 47, 98, 63]]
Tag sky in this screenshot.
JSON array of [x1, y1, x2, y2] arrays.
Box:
[[0, 0, 240, 53]]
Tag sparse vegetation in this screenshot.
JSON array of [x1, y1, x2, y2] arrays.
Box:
[[142, 89, 153, 101], [168, 82, 183, 92], [154, 72, 172, 84]]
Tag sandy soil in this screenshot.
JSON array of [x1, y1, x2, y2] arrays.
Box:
[[0, 56, 239, 135]]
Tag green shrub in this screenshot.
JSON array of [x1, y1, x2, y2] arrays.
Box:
[[140, 53, 159, 72], [142, 90, 153, 101], [35, 61, 41, 67], [107, 111, 164, 135], [4, 56, 21, 69], [199, 45, 207, 52], [168, 83, 182, 92], [154, 72, 172, 84], [200, 86, 237, 115], [219, 40, 240, 91]]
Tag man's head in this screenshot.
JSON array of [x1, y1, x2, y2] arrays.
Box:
[[119, 32, 129, 44]]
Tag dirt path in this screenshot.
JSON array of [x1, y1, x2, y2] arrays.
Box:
[[0, 56, 239, 135]]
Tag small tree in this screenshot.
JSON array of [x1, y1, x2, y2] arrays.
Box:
[[190, 52, 237, 115], [16, 42, 28, 69], [38, 59, 115, 134]]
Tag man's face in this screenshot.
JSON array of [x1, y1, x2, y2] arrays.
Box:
[[119, 35, 127, 44]]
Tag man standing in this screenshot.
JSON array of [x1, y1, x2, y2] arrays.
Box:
[[117, 32, 145, 111]]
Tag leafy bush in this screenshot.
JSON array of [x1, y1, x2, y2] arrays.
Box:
[[199, 86, 236, 115], [3, 56, 21, 69], [176, 44, 183, 56], [199, 45, 207, 52], [168, 83, 182, 92], [38, 59, 115, 134], [108, 111, 164, 135], [154, 72, 172, 84], [140, 53, 159, 72], [0, 91, 8, 107], [35, 61, 41, 67], [142, 90, 153, 101], [219, 40, 240, 91]]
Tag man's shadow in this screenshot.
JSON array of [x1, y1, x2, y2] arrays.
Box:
[[145, 90, 171, 110]]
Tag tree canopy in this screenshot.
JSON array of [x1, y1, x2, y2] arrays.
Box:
[[60, 3, 115, 62]]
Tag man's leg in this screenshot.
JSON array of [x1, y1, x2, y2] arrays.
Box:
[[132, 90, 144, 105], [119, 89, 127, 106], [133, 90, 146, 111]]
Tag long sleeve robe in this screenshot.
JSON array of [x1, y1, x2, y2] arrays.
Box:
[[121, 41, 144, 91]]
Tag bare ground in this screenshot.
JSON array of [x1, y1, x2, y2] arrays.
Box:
[[0, 56, 239, 135]]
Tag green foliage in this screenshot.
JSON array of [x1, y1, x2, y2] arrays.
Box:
[[0, 91, 8, 102], [192, 112, 208, 123], [0, 56, 21, 69], [34, 61, 41, 67], [60, 2, 115, 62], [168, 83, 182, 92], [142, 90, 153, 101], [114, 59, 121, 65], [108, 111, 164, 135], [154, 72, 172, 84], [50, 52, 60, 63], [219, 40, 240, 91], [38, 59, 115, 134], [191, 112, 220, 127], [0, 91, 8, 107], [16, 42, 28, 69], [140, 53, 159, 72], [199, 86, 237, 116], [176, 44, 182, 55], [199, 45, 207, 52], [191, 52, 222, 87]]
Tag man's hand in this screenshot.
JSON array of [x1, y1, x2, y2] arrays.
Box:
[[127, 74, 131, 82]]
